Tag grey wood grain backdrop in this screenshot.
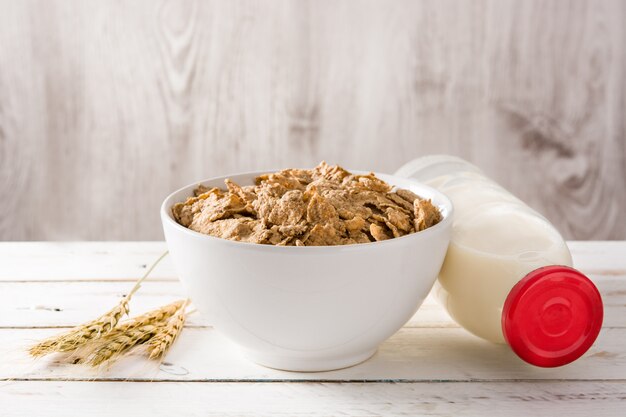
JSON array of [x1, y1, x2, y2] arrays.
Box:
[[0, 0, 624, 240]]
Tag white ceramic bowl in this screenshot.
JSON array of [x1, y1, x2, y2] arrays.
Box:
[[161, 171, 453, 372]]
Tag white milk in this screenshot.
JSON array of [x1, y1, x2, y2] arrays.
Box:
[[435, 204, 572, 343], [396, 155, 603, 366]]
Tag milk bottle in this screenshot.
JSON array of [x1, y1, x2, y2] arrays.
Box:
[[396, 155, 603, 367]]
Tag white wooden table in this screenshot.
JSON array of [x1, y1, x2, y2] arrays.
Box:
[[1, 242, 624, 416]]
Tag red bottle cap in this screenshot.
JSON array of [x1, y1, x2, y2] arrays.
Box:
[[502, 265, 603, 367]]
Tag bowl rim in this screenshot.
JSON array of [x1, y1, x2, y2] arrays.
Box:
[[160, 169, 453, 251]]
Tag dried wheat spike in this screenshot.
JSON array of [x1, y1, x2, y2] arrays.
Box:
[[117, 299, 185, 331], [29, 297, 130, 357], [81, 299, 186, 367], [85, 322, 163, 367], [147, 300, 189, 360], [28, 251, 169, 358]]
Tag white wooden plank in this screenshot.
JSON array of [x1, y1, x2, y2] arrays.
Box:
[[568, 241, 626, 273], [1, 273, 623, 328], [0, 242, 174, 281], [2, 327, 624, 382], [1, 381, 624, 417], [0, 241, 624, 282]]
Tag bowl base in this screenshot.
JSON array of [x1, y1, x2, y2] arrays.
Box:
[[243, 348, 378, 372]]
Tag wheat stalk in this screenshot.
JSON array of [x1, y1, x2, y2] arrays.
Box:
[[147, 299, 190, 360], [80, 299, 186, 367], [28, 251, 169, 357]]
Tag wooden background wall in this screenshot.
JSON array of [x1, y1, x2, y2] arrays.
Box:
[[0, 0, 624, 241]]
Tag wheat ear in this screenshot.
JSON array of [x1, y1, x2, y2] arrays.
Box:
[[80, 299, 186, 366], [85, 323, 163, 367], [29, 298, 131, 357], [28, 251, 169, 357], [147, 299, 190, 360], [118, 299, 186, 331]]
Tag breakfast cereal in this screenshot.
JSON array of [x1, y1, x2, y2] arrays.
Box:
[[172, 162, 441, 246]]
